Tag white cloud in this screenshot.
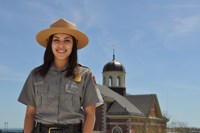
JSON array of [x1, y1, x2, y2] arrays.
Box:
[[163, 17, 200, 51], [168, 16, 200, 37]]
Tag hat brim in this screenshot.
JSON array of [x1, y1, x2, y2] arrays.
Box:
[[36, 28, 89, 49]]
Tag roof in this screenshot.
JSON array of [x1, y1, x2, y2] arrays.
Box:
[[107, 100, 133, 115], [103, 60, 126, 73], [125, 94, 163, 118], [97, 84, 143, 116]]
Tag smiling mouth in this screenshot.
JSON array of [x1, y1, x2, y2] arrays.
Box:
[[57, 49, 66, 53]]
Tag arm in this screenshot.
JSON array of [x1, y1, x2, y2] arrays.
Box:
[[82, 104, 96, 133], [24, 105, 36, 133]]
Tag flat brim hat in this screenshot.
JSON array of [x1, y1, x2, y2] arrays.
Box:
[[36, 18, 89, 49]]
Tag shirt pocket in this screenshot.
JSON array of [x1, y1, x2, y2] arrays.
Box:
[[65, 80, 83, 97], [34, 83, 49, 107], [65, 80, 83, 111]]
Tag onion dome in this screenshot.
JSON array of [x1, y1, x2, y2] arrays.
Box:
[[103, 49, 126, 73]]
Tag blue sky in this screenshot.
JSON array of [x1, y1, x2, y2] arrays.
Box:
[[0, 0, 200, 128]]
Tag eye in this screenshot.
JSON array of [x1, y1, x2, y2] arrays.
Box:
[[53, 39, 59, 42], [64, 39, 72, 43]]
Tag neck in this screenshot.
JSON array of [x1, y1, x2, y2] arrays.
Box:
[[54, 59, 69, 70]]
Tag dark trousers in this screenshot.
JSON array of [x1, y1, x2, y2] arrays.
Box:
[[32, 122, 82, 133]]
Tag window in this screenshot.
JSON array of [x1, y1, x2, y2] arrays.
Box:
[[109, 76, 113, 86], [117, 76, 120, 86], [149, 105, 156, 117], [112, 126, 122, 133]]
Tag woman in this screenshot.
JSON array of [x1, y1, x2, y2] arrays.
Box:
[[18, 18, 103, 133]]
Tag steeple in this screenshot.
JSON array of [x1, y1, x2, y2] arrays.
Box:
[[113, 48, 115, 61], [102, 49, 126, 96]]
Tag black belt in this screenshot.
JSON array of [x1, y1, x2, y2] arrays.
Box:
[[33, 122, 82, 133]]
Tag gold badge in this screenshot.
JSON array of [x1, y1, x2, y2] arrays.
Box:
[[74, 74, 81, 83]]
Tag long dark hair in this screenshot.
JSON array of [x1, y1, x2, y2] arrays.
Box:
[[38, 34, 78, 77]]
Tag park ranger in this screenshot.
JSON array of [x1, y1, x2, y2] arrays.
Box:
[[18, 18, 103, 133]]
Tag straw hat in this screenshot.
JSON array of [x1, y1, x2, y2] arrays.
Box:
[[36, 18, 89, 49]]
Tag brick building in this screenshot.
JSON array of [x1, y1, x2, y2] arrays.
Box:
[[94, 53, 168, 133]]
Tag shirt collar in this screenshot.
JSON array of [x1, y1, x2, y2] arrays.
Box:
[[49, 63, 68, 72]]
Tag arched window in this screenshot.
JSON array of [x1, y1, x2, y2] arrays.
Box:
[[112, 126, 122, 133], [109, 76, 113, 86], [117, 76, 120, 86]]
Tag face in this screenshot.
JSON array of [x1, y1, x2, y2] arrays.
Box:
[[52, 33, 73, 63]]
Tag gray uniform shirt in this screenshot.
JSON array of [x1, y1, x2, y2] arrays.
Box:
[[18, 64, 103, 125]]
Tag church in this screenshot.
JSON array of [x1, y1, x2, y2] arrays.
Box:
[[94, 52, 168, 133]]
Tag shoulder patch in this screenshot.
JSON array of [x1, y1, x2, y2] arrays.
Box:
[[78, 63, 91, 74]]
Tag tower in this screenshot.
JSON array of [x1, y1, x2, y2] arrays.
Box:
[[102, 49, 126, 96]]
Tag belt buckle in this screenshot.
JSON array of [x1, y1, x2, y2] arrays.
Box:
[[48, 127, 59, 133]]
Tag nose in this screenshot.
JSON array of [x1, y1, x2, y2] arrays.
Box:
[[58, 41, 65, 48]]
